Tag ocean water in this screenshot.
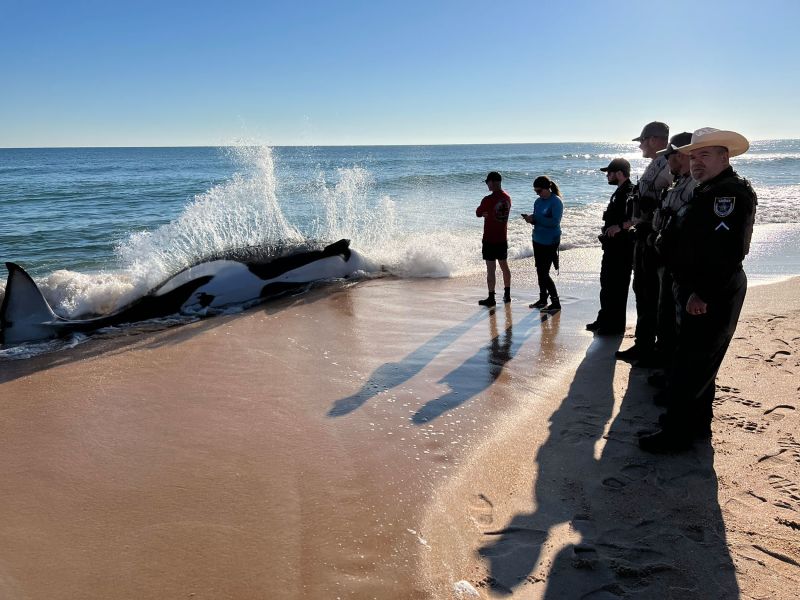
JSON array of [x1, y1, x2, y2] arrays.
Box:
[[1, 141, 799, 323]]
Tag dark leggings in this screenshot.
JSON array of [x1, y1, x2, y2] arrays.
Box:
[[533, 241, 559, 301]]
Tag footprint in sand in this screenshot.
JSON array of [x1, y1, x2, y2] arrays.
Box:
[[766, 350, 792, 364], [480, 526, 547, 551], [716, 413, 768, 433], [778, 434, 800, 464], [468, 494, 495, 526], [579, 588, 625, 600], [713, 395, 762, 409], [751, 544, 800, 568], [765, 315, 787, 323], [620, 464, 649, 481], [602, 477, 627, 489], [764, 405, 796, 422], [775, 516, 800, 531], [724, 490, 768, 514], [474, 576, 513, 594], [757, 449, 791, 466], [767, 475, 800, 510], [716, 384, 741, 394], [681, 524, 706, 542]]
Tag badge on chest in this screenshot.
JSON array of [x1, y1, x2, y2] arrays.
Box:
[[714, 197, 735, 217]]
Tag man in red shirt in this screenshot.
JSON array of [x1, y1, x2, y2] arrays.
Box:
[[476, 171, 512, 307]]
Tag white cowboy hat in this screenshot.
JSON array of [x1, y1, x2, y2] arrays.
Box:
[[676, 127, 750, 157]]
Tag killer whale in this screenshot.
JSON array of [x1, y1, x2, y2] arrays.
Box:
[[1, 239, 371, 345]]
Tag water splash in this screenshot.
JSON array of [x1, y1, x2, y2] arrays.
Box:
[[309, 166, 398, 250], [115, 145, 303, 291]]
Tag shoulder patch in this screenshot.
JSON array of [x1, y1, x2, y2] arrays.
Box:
[[714, 197, 735, 218]]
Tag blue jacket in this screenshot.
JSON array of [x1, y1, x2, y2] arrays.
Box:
[[531, 194, 563, 246]]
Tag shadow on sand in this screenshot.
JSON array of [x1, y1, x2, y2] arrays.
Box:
[[328, 305, 554, 420], [477, 337, 739, 598], [411, 306, 552, 424]]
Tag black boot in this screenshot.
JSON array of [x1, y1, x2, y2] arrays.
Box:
[[478, 292, 496, 307], [638, 428, 694, 453], [529, 296, 548, 309], [503, 287, 511, 304], [544, 297, 561, 313]]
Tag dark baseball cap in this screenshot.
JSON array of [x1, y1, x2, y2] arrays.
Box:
[[600, 158, 631, 177], [632, 121, 669, 142], [484, 171, 502, 182], [656, 131, 693, 157]]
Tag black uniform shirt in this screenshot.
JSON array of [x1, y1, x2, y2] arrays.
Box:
[[602, 179, 634, 232], [669, 166, 757, 304]]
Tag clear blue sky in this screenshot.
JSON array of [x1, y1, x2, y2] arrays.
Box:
[[1, 0, 798, 147]]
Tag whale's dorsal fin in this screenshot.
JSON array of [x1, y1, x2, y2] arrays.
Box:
[[1, 262, 62, 344], [323, 239, 352, 261]]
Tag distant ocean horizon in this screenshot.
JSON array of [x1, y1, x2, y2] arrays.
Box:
[[4, 137, 798, 149], [2, 140, 799, 324]]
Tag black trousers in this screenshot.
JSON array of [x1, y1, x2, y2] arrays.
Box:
[[664, 270, 747, 433], [533, 241, 559, 301], [596, 241, 633, 330], [655, 265, 678, 359], [632, 239, 660, 351]]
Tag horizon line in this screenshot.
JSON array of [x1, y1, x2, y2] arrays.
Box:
[[1, 138, 797, 151]]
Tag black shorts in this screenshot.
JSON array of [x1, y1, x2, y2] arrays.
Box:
[[482, 241, 508, 261]]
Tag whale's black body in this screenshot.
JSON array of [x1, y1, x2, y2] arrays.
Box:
[[1, 239, 370, 345]]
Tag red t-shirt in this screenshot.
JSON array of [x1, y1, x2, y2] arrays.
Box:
[[476, 190, 512, 243]]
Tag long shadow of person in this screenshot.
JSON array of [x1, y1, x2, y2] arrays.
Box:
[[411, 306, 549, 425], [327, 309, 488, 417], [477, 338, 739, 598]]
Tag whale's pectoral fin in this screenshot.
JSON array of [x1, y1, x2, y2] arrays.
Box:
[[1, 262, 63, 344]]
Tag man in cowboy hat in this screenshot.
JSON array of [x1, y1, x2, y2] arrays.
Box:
[[615, 121, 673, 365], [639, 128, 757, 453]]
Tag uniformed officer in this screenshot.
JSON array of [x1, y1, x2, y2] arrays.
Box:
[[639, 127, 757, 453], [586, 158, 634, 335], [615, 122, 673, 365], [651, 132, 696, 364]]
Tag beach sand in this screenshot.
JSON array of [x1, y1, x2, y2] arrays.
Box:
[[1, 253, 798, 599]]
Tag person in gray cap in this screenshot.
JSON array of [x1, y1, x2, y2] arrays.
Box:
[[615, 121, 673, 364], [639, 127, 757, 453], [649, 132, 697, 377], [586, 158, 634, 334]]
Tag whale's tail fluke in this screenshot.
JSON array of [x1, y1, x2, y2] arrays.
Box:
[[1, 262, 64, 345]]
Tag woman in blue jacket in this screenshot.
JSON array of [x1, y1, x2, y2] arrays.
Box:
[[522, 175, 564, 312]]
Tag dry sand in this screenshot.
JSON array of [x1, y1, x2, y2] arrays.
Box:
[[0, 270, 798, 599], [422, 277, 800, 599]]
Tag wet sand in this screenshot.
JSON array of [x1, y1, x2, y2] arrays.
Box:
[[1, 253, 799, 598]]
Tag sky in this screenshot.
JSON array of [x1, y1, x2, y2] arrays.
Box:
[[1, 0, 799, 147]]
